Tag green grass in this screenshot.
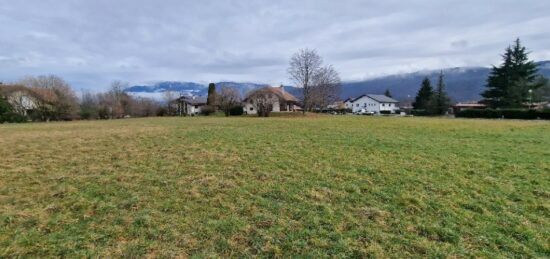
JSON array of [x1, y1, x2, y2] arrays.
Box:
[[0, 116, 549, 257]]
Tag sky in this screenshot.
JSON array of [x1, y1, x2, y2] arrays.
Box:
[[1, 0, 550, 91]]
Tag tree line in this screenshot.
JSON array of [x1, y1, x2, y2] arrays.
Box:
[[412, 72, 451, 115], [0, 76, 166, 123], [412, 38, 550, 116]]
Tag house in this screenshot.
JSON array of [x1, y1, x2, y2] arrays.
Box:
[[0, 85, 39, 116], [344, 98, 354, 110], [326, 101, 346, 110], [347, 94, 400, 114], [242, 86, 300, 115], [524, 101, 550, 110], [174, 96, 207, 116], [452, 101, 487, 114]]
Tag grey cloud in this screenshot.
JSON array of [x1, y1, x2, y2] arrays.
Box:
[[0, 0, 550, 89]]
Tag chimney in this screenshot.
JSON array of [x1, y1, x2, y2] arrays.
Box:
[[280, 84, 285, 95]]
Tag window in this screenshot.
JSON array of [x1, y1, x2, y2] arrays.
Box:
[[363, 103, 367, 107], [356, 104, 359, 107], [382, 103, 385, 107], [195, 105, 198, 108], [250, 107, 254, 111]]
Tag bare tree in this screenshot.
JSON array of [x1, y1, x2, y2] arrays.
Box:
[[79, 91, 99, 119], [97, 80, 132, 118], [310, 65, 341, 110], [288, 49, 341, 113], [248, 88, 277, 117], [288, 49, 323, 113], [19, 75, 79, 121], [0, 84, 39, 116], [218, 86, 241, 116], [162, 91, 178, 116]]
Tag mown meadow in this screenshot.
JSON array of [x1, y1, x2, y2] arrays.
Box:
[[0, 116, 549, 257]]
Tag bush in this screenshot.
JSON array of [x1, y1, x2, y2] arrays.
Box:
[[229, 106, 244, 116], [200, 105, 216, 116], [79, 107, 98, 120], [0, 112, 27, 123], [156, 107, 168, 117], [0, 98, 27, 123], [456, 109, 550, 120], [98, 107, 110, 119], [380, 110, 392, 115], [411, 109, 434, 116]]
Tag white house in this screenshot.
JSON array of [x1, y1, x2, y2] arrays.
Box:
[[347, 94, 400, 114], [175, 96, 207, 116]]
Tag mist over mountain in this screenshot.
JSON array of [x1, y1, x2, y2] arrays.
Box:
[[125, 61, 550, 102]]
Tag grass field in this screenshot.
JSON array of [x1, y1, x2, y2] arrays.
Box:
[[0, 116, 549, 258]]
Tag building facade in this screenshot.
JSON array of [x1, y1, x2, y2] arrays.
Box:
[[346, 94, 400, 114]]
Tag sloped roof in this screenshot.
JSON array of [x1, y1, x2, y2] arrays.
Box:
[[176, 96, 207, 105], [351, 94, 399, 103], [244, 86, 298, 102], [367, 94, 399, 103]]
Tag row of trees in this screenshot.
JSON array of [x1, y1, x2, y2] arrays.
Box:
[[412, 72, 451, 115], [412, 39, 550, 116], [79, 81, 164, 119], [0, 76, 165, 122]]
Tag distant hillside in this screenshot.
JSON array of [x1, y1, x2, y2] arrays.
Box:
[[125, 82, 206, 96], [125, 61, 550, 102], [342, 61, 550, 102]]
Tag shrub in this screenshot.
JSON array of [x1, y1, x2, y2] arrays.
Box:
[[380, 110, 392, 115], [0, 112, 27, 123], [98, 107, 110, 119], [411, 109, 434, 116], [200, 105, 216, 116], [229, 106, 244, 116], [456, 109, 550, 120], [156, 107, 168, 117], [0, 98, 27, 123], [79, 107, 98, 120]]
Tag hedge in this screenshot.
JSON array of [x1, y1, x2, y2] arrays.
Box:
[[456, 109, 550, 120], [411, 109, 434, 116], [0, 112, 27, 123], [229, 106, 244, 116]]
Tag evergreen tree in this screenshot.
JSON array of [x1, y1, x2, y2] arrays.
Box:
[[384, 89, 392, 98], [413, 77, 433, 110], [482, 38, 543, 108], [428, 71, 451, 115], [207, 83, 217, 106], [0, 96, 14, 123], [532, 76, 550, 102], [0, 97, 12, 114]]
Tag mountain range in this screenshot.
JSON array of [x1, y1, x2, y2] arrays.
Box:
[[125, 61, 550, 102]]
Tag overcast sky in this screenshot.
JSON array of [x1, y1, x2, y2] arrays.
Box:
[[1, 0, 550, 90]]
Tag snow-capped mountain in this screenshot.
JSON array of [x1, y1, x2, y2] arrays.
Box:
[[125, 61, 550, 102]]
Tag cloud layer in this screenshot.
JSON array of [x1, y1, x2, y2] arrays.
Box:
[[1, 0, 550, 90]]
